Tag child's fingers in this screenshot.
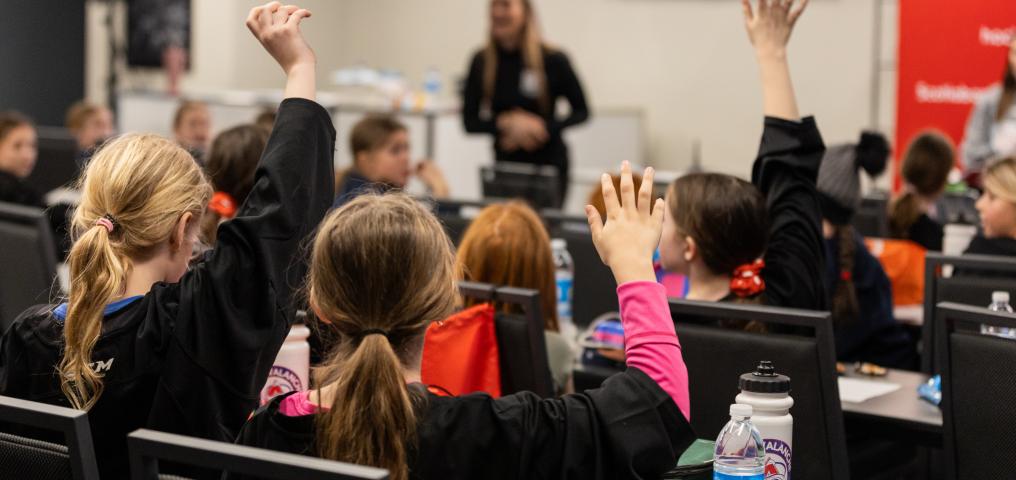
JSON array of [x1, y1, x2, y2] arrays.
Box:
[[258, 2, 279, 29], [246, 5, 264, 32], [651, 198, 666, 226], [742, 0, 754, 22], [600, 173, 621, 219], [286, 8, 312, 26], [585, 205, 604, 240], [789, 0, 808, 25], [637, 167, 655, 218], [273, 4, 294, 25], [619, 160, 636, 214]]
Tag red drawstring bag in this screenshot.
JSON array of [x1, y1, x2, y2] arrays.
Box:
[[421, 303, 502, 398]]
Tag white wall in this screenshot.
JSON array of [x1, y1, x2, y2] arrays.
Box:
[[86, 0, 898, 179]]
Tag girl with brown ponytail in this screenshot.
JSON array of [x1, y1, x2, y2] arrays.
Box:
[[0, 3, 334, 478], [887, 131, 954, 251], [815, 132, 917, 370], [236, 164, 694, 479], [462, 0, 589, 206]]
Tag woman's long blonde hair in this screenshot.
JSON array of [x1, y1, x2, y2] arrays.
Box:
[[309, 194, 459, 480], [483, 0, 551, 114], [984, 156, 1016, 204], [60, 134, 210, 410]]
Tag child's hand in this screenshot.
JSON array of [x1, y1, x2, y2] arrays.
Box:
[[246, 2, 315, 75], [585, 161, 664, 285], [742, 0, 808, 57]]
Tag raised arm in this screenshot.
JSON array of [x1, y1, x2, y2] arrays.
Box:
[[744, 0, 808, 121], [247, 2, 316, 101]]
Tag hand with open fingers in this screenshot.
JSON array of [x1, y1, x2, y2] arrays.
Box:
[[246, 2, 315, 74], [742, 0, 808, 56], [585, 161, 664, 285]]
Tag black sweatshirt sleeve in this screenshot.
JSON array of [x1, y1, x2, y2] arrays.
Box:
[[546, 51, 590, 136], [753, 116, 828, 311], [145, 98, 336, 441], [462, 51, 498, 135], [418, 368, 695, 480]]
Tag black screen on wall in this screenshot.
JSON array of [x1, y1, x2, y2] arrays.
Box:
[[0, 0, 85, 126]]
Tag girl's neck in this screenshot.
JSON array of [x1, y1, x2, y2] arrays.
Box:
[[120, 256, 167, 300], [314, 369, 421, 408], [685, 267, 731, 302]]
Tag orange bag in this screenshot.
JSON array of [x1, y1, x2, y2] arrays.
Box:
[[421, 303, 502, 397], [865, 238, 927, 306]]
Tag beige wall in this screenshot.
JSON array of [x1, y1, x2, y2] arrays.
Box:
[[86, 0, 898, 178]]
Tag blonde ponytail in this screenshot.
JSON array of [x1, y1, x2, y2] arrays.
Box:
[[58, 133, 211, 410]]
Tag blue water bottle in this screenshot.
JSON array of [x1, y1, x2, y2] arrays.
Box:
[[714, 404, 766, 480]]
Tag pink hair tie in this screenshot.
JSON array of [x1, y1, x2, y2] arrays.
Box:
[[95, 215, 116, 234]]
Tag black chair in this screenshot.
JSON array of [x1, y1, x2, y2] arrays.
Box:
[[0, 202, 58, 332], [669, 300, 847, 480], [853, 192, 889, 238], [542, 214, 618, 328], [24, 126, 79, 196], [430, 198, 494, 246], [459, 281, 555, 398], [934, 302, 1016, 479], [921, 252, 1016, 372], [0, 395, 99, 480], [127, 429, 387, 480], [481, 162, 560, 210]]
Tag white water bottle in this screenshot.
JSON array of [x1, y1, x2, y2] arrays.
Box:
[[735, 361, 793, 480], [260, 324, 311, 405], [551, 239, 577, 343], [982, 291, 1016, 339]]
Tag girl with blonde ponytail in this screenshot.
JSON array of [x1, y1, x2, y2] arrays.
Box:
[[236, 166, 694, 479], [0, 3, 333, 478]]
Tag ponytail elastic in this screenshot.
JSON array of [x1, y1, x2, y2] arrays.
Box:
[[208, 191, 238, 219], [730, 259, 766, 298], [95, 214, 117, 233]]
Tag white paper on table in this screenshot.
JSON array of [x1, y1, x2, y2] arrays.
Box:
[[837, 377, 902, 403]]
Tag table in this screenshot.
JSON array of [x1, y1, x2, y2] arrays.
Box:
[[840, 368, 942, 447]]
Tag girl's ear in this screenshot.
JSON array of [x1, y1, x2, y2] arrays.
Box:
[[310, 301, 332, 325], [684, 236, 697, 263], [170, 212, 194, 252]]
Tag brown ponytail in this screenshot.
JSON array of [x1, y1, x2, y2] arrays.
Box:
[[59, 134, 211, 410], [888, 131, 954, 238], [831, 225, 859, 327], [309, 194, 459, 480]]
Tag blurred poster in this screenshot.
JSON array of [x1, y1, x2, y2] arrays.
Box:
[[127, 0, 191, 68]]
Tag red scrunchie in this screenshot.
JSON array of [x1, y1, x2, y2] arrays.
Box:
[[730, 259, 766, 298], [208, 191, 238, 220]]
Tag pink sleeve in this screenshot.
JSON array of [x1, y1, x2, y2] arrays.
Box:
[[618, 281, 691, 420]]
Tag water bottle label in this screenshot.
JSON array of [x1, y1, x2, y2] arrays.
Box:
[[556, 277, 573, 318], [763, 438, 792, 480], [260, 365, 303, 405], [714, 473, 763, 480]]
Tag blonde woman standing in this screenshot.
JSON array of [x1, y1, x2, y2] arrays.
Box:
[[462, 0, 589, 206]]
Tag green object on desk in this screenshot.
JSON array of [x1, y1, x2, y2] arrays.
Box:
[[663, 439, 714, 479]]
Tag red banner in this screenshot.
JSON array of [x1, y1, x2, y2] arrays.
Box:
[[896, 0, 1016, 189]]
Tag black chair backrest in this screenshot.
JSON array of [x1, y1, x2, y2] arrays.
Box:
[[0, 202, 58, 331], [934, 302, 1016, 479], [0, 395, 99, 480], [542, 216, 618, 328], [458, 282, 555, 398], [669, 299, 847, 480], [430, 198, 493, 246], [921, 253, 1016, 372], [481, 162, 559, 210], [853, 193, 889, 238], [24, 126, 79, 195], [127, 429, 387, 480]]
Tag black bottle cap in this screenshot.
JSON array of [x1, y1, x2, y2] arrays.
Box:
[[739, 360, 791, 393]]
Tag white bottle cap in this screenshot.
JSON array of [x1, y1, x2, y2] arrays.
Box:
[[730, 404, 753, 418], [551, 238, 567, 250], [993, 291, 1010, 304]]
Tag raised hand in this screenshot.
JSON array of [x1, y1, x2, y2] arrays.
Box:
[[742, 0, 808, 56], [246, 2, 316, 100], [585, 161, 664, 285]]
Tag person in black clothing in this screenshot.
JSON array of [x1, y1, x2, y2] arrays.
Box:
[[462, 0, 589, 206], [967, 155, 1016, 257], [657, 0, 825, 316], [0, 4, 332, 478], [888, 131, 954, 251], [0, 111, 43, 207], [816, 133, 917, 370]]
